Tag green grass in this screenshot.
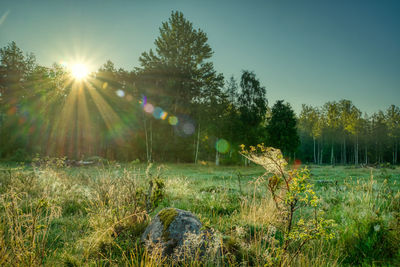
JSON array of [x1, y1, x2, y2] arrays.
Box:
[[0, 162, 399, 266]]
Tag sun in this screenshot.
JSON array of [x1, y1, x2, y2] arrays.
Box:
[[70, 63, 89, 80]]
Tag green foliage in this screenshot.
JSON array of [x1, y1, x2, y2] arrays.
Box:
[[237, 70, 268, 146], [298, 100, 400, 165], [266, 100, 300, 156], [130, 158, 140, 165], [136, 11, 226, 163], [6, 148, 30, 162], [329, 175, 400, 265], [222, 235, 254, 265], [219, 155, 241, 165], [32, 155, 67, 168], [1, 26, 400, 166], [93, 216, 149, 263], [150, 177, 166, 209], [241, 144, 335, 264], [341, 216, 398, 265], [197, 189, 241, 216], [61, 198, 88, 216]]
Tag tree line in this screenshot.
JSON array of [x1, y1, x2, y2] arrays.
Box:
[[298, 100, 400, 165], [0, 11, 286, 164], [0, 11, 398, 165]]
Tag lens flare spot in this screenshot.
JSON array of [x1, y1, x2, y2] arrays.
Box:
[[160, 111, 168, 120], [116, 89, 125, 98], [141, 95, 147, 107], [183, 122, 195, 135], [144, 103, 154, 113], [216, 139, 230, 154], [153, 107, 163, 119], [168, 116, 178, 125]]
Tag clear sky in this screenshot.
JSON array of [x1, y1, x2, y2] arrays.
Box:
[[1, 0, 399, 114]]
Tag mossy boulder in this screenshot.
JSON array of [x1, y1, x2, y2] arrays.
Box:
[[141, 208, 203, 256]]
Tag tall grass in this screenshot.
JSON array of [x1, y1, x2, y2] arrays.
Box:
[[0, 171, 61, 265], [0, 161, 399, 266]]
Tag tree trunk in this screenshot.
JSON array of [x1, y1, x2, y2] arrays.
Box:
[[149, 120, 152, 162], [365, 145, 368, 165], [340, 141, 343, 164], [393, 142, 395, 165], [313, 137, 316, 164], [343, 138, 346, 164], [194, 122, 200, 164], [320, 148, 323, 164], [215, 138, 220, 166], [143, 116, 149, 162], [330, 141, 334, 165], [355, 135, 359, 166], [319, 142, 323, 165]]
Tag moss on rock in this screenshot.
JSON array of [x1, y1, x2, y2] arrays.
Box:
[[158, 208, 178, 240]]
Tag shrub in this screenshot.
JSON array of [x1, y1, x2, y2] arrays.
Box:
[[240, 144, 336, 265], [7, 148, 30, 162]]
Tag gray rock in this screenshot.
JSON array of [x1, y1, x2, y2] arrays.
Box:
[[141, 208, 203, 256]]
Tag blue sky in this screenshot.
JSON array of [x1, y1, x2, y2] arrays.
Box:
[[1, 0, 399, 114]]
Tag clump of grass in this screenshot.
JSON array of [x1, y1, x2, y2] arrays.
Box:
[[165, 176, 194, 200], [332, 173, 400, 265], [83, 211, 149, 264], [75, 164, 167, 265], [0, 191, 61, 265]]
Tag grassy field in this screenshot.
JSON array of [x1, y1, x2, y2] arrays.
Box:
[[0, 161, 399, 266]]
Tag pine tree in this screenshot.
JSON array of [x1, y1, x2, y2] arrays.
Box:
[[266, 100, 299, 157], [237, 70, 268, 146], [137, 11, 224, 162]]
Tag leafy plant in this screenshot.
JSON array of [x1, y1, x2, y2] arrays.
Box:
[[240, 144, 335, 265]]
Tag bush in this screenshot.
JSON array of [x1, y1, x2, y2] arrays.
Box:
[[7, 148, 30, 162], [240, 144, 336, 265]]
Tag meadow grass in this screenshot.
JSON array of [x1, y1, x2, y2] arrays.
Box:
[[0, 162, 399, 266]]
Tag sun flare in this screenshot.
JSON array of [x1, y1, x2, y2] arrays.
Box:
[[70, 63, 89, 80]]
